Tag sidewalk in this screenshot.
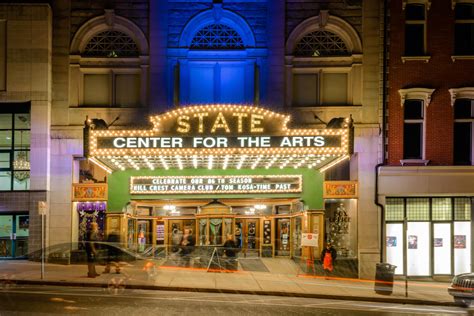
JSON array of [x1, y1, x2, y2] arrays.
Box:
[[0, 258, 454, 306]]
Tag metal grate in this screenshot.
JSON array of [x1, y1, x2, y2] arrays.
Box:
[[386, 198, 404, 221], [83, 30, 139, 57], [190, 24, 244, 49], [294, 30, 350, 57], [406, 198, 429, 221], [432, 198, 452, 221], [455, 198, 472, 221]]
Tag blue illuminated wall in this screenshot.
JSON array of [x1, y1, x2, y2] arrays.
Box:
[[149, 0, 285, 111]]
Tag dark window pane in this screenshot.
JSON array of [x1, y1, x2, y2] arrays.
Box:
[[406, 4, 425, 20], [455, 99, 474, 119], [455, 24, 474, 55], [455, 4, 474, 19], [324, 159, 350, 180], [404, 123, 422, 159], [405, 24, 425, 56], [454, 122, 472, 165], [404, 100, 424, 119]]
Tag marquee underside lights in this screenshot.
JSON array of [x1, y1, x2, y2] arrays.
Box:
[[85, 104, 353, 171]]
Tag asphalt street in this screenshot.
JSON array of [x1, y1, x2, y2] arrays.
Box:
[[0, 285, 467, 316]]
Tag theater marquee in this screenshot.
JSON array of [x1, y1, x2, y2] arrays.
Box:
[[85, 105, 353, 171]]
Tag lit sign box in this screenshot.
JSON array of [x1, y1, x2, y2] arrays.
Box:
[[130, 175, 303, 195], [87, 105, 352, 156]]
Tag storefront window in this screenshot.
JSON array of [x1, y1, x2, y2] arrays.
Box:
[[0, 107, 30, 191], [433, 223, 451, 274], [455, 198, 472, 221], [386, 198, 404, 221], [386, 197, 473, 276], [432, 198, 452, 221], [407, 222, 430, 276], [406, 198, 429, 220], [455, 221, 471, 275], [325, 200, 357, 258]]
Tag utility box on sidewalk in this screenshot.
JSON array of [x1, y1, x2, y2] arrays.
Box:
[[374, 263, 396, 295]]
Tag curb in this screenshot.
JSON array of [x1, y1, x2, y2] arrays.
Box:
[[1, 278, 457, 307]]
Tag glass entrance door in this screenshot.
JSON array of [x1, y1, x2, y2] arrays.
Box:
[[235, 219, 259, 257], [0, 214, 29, 258], [275, 218, 291, 256]]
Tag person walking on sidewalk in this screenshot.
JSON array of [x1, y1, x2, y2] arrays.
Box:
[[85, 222, 100, 278], [321, 242, 337, 277]]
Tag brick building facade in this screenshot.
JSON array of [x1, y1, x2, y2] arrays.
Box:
[[379, 0, 474, 278]]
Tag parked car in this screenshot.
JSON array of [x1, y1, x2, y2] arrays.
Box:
[[448, 273, 474, 306]]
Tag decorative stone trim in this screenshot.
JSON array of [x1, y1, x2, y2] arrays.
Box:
[[402, 0, 431, 10], [400, 159, 430, 166], [451, 55, 474, 62], [452, 0, 474, 10], [448, 87, 474, 106], [285, 14, 362, 55], [401, 56, 431, 63], [179, 4, 256, 48], [398, 88, 435, 107], [70, 10, 149, 55]]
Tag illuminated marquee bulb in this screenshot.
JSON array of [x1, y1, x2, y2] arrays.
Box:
[[223, 155, 230, 170], [176, 155, 183, 170], [208, 155, 213, 170], [193, 155, 198, 169]]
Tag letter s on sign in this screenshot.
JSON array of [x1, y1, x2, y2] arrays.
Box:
[[314, 136, 325, 147], [113, 137, 126, 148], [177, 115, 190, 133]]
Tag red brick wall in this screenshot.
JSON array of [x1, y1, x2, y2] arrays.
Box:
[[388, 0, 474, 165]]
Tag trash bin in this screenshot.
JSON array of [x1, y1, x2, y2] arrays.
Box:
[[374, 263, 396, 295]]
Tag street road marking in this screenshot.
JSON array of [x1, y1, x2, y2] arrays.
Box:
[[0, 288, 465, 314]]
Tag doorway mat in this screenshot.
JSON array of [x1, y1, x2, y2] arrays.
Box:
[[238, 258, 269, 272]]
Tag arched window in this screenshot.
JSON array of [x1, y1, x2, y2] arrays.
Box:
[[173, 5, 257, 105], [286, 14, 362, 108], [294, 30, 349, 57], [69, 11, 148, 108], [190, 24, 244, 49], [83, 30, 139, 57]]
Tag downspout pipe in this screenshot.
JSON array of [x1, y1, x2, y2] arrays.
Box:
[[375, 0, 389, 264]]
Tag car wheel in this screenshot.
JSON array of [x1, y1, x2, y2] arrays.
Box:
[[454, 297, 472, 307]]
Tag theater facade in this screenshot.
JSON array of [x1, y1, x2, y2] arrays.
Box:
[[74, 104, 355, 261]]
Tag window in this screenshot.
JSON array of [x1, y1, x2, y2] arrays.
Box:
[[405, 4, 426, 56], [0, 105, 30, 191], [292, 72, 349, 107], [455, 3, 474, 55], [82, 72, 141, 107], [83, 30, 139, 57], [176, 8, 256, 105], [286, 14, 362, 108], [294, 30, 349, 57], [454, 99, 474, 165], [190, 24, 244, 49], [0, 20, 6, 91], [404, 100, 424, 159], [70, 12, 148, 108]]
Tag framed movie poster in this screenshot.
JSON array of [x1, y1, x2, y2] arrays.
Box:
[[408, 235, 418, 249], [386, 236, 397, 247], [454, 235, 466, 249], [434, 238, 443, 247]]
